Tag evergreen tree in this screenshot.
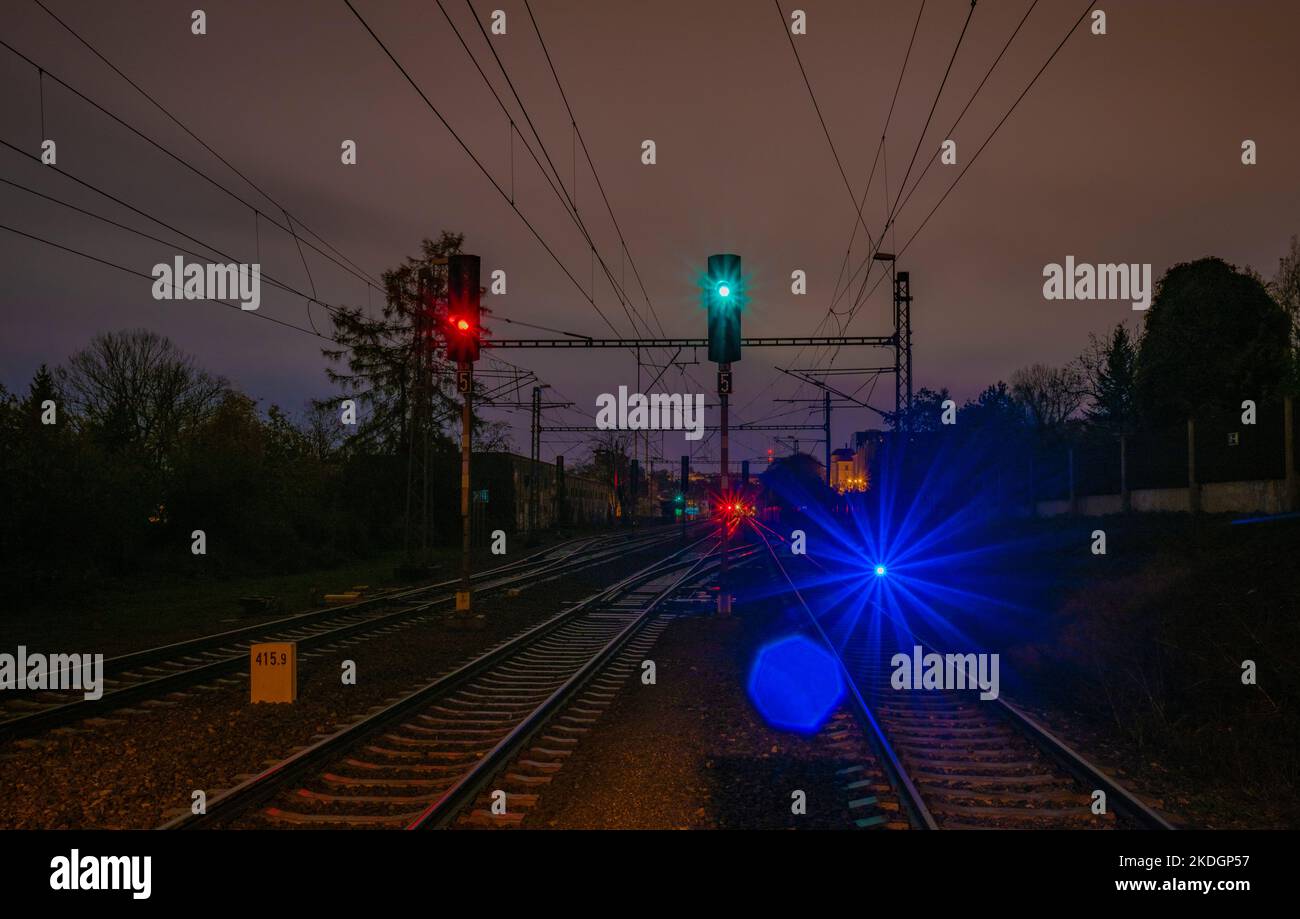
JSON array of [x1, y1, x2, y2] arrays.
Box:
[[320, 231, 467, 453], [1135, 258, 1291, 423], [1081, 324, 1139, 431]]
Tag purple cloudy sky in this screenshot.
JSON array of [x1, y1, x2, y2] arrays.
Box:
[[2, 0, 1297, 466]]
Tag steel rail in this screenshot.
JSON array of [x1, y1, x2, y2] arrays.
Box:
[[160, 534, 724, 829], [750, 520, 1173, 831], [407, 542, 767, 829], [997, 699, 1175, 830], [748, 523, 936, 830], [0, 527, 692, 742]]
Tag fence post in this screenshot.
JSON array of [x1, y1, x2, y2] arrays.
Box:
[[1120, 433, 1131, 513], [1286, 395, 1297, 513], [1187, 417, 1201, 513]]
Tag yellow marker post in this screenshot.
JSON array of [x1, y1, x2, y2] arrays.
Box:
[[249, 641, 297, 703]]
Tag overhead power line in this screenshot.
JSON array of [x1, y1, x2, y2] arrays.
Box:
[[343, 0, 628, 345], [843, 0, 1097, 316], [0, 221, 337, 341], [0, 138, 356, 321], [522, 0, 665, 338], [772, 0, 877, 256], [433, 0, 651, 347], [2, 28, 381, 293]]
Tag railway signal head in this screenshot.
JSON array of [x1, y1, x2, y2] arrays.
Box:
[[446, 254, 481, 363], [705, 253, 742, 364]]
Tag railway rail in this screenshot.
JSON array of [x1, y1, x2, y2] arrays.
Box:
[[1, 526, 691, 743], [162, 533, 748, 830], [746, 520, 1173, 831]]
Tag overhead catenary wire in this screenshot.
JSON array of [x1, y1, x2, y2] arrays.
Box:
[[7, 0, 1097, 471], [5, 10, 575, 441], [0, 181, 554, 430], [771, 0, 877, 258], [0, 31, 382, 294], [0, 173, 354, 319], [749, 0, 928, 420], [523, 0, 664, 337], [31, 0, 381, 291], [0, 139, 360, 323], [781, 0, 1084, 441], [841, 0, 1097, 319], [886, 0, 1042, 244], [824, 0, 979, 379], [810, 0, 1080, 398], [343, 0, 630, 349], [442, 0, 658, 355], [828, 0, 928, 314], [0, 221, 339, 342]]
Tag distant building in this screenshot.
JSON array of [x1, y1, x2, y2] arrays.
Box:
[[475, 452, 613, 534], [845, 428, 888, 492], [830, 447, 857, 492]]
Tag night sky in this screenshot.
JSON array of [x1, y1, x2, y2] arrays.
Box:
[[2, 0, 1297, 466]]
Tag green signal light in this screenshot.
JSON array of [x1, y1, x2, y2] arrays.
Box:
[[717, 283, 731, 298]]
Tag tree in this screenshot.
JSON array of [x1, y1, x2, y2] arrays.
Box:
[[887, 386, 952, 432], [957, 381, 1024, 429], [320, 232, 467, 452], [1135, 257, 1292, 423], [22, 364, 56, 423], [300, 402, 347, 462], [55, 329, 228, 467], [1265, 235, 1300, 393], [1266, 235, 1300, 344], [1010, 363, 1084, 432], [478, 420, 514, 453], [1080, 323, 1139, 431], [759, 451, 830, 506]]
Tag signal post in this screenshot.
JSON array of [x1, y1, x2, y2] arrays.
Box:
[[447, 254, 482, 627], [707, 253, 741, 616], [679, 455, 689, 543]]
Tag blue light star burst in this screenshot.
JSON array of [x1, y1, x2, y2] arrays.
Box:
[[741, 435, 1063, 714]]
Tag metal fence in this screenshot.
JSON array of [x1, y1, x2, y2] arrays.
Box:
[[1030, 397, 1297, 514]]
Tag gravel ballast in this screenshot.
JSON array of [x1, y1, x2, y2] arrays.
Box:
[[0, 543, 674, 829]]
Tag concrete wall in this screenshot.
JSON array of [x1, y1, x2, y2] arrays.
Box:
[[1035, 478, 1287, 517], [1131, 487, 1192, 513], [475, 453, 613, 532], [1202, 479, 1289, 515]]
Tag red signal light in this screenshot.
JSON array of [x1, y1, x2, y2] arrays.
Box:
[[446, 254, 481, 363]]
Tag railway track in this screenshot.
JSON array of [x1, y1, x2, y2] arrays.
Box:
[[747, 521, 1173, 831], [162, 534, 738, 830], [0, 526, 690, 743]]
